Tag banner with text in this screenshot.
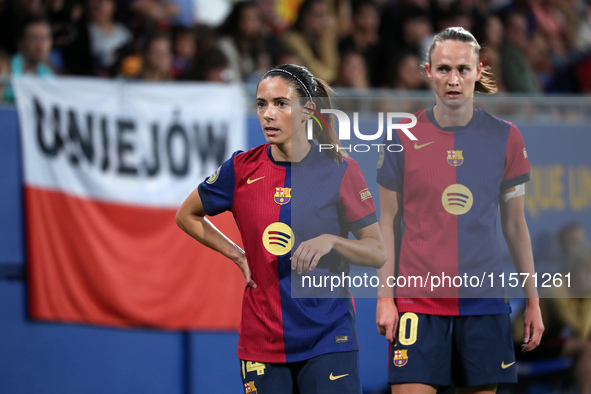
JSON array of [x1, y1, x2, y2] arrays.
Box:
[[15, 76, 247, 330]]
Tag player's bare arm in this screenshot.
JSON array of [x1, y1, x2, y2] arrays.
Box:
[[290, 222, 386, 275], [376, 186, 403, 343], [499, 190, 543, 351], [176, 186, 257, 289]]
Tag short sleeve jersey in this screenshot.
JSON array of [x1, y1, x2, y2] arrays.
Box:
[[377, 108, 530, 316], [198, 144, 377, 362]]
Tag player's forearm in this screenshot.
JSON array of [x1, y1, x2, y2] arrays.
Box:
[[177, 213, 245, 264], [377, 221, 397, 298], [331, 233, 385, 268], [502, 216, 538, 299]]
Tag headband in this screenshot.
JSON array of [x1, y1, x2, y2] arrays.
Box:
[[263, 68, 313, 101]]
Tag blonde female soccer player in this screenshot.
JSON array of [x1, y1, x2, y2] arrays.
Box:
[[376, 27, 544, 393]]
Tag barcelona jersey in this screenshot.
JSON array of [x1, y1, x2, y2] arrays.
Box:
[[377, 108, 530, 316], [198, 144, 377, 362]]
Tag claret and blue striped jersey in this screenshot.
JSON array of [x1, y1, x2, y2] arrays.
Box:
[[377, 107, 530, 316], [198, 143, 377, 363]]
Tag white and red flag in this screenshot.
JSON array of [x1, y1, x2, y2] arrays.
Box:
[[14, 76, 247, 329]]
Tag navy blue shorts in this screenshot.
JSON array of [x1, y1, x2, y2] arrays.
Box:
[[388, 313, 517, 388], [240, 351, 361, 394]]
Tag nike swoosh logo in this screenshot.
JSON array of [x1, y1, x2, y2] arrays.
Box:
[[246, 176, 266, 184], [501, 361, 515, 369], [414, 141, 435, 149], [329, 373, 349, 381]]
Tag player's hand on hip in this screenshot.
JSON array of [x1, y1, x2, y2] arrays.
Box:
[[234, 255, 257, 289], [291, 234, 335, 275], [376, 298, 399, 343], [521, 302, 544, 352]]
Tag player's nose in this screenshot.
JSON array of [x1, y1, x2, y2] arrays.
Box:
[[448, 70, 460, 85], [262, 105, 276, 120]]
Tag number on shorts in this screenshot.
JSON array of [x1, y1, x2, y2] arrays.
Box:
[[398, 312, 418, 346]]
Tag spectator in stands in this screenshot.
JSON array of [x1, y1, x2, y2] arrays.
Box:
[[217, 1, 270, 83], [137, 32, 173, 81], [256, 0, 289, 35], [474, 15, 506, 92], [182, 47, 233, 83], [531, 0, 577, 58], [63, 0, 132, 77], [0, 0, 46, 55], [282, 0, 339, 83], [385, 50, 427, 91], [333, 50, 369, 90], [575, 0, 591, 92], [576, 0, 591, 53], [124, 0, 177, 40], [435, 4, 473, 33], [170, 25, 196, 78], [0, 50, 11, 99], [514, 245, 591, 394], [47, 0, 84, 56], [338, 0, 381, 87], [399, 5, 433, 59], [271, 48, 303, 68], [501, 12, 541, 93], [129, 0, 178, 28], [558, 222, 589, 259], [46, 0, 83, 53], [3, 17, 54, 102], [168, 0, 194, 27]]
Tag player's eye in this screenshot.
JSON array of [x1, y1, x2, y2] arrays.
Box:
[[256, 101, 266, 108]]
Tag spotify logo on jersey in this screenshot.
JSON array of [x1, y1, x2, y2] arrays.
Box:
[[263, 222, 294, 255], [441, 184, 473, 215]]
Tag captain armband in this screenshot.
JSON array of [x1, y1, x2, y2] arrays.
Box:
[[500, 183, 525, 203]]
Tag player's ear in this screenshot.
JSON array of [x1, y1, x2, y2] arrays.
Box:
[[425, 63, 433, 80], [476, 61, 483, 81], [302, 101, 316, 123]]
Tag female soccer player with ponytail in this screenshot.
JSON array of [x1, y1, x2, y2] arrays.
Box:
[[177, 64, 386, 394]]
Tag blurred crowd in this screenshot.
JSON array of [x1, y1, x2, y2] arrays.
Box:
[[1, 0, 591, 98], [513, 222, 591, 394]]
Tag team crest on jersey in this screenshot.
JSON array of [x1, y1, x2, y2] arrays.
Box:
[[447, 150, 464, 167], [274, 187, 291, 205], [393, 349, 408, 367], [244, 381, 257, 393]]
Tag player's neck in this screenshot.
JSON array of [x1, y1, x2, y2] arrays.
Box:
[[271, 139, 311, 163], [433, 100, 474, 128]]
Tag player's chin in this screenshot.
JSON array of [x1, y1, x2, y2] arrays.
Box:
[[264, 134, 284, 145], [440, 96, 471, 106]]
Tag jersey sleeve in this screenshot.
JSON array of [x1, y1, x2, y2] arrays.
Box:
[[376, 131, 405, 192], [197, 151, 241, 216], [339, 159, 378, 232], [501, 124, 530, 191]]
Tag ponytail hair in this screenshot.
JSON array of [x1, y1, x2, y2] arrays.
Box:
[[425, 27, 498, 94], [261, 64, 346, 162]]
